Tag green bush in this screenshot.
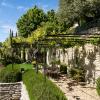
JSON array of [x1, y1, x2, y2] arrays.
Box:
[[70, 67, 85, 82], [0, 63, 33, 83], [0, 55, 23, 66], [96, 77, 100, 96], [60, 64, 67, 74], [0, 67, 22, 83], [23, 70, 67, 100]]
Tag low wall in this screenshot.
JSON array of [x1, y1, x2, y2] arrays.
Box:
[[0, 82, 21, 100]]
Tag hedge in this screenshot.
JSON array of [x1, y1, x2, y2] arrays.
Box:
[[23, 70, 67, 100]]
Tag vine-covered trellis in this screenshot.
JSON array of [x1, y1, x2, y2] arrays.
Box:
[[1, 30, 100, 83]]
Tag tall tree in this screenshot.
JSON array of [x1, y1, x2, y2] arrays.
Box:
[[17, 6, 47, 37], [59, 0, 87, 25], [0, 42, 2, 47], [59, 0, 100, 25], [58, 0, 100, 26]]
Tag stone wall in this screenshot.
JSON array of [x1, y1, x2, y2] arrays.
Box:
[[0, 82, 21, 100], [79, 27, 100, 34]]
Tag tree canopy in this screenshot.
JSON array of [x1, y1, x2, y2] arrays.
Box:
[[14, 1, 100, 47], [58, 0, 100, 26], [17, 6, 47, 37]]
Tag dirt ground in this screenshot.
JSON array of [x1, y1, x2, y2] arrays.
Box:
[[50, 75, 100, 100]]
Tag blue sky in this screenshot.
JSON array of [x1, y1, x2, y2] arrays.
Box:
[[0, 0, 58, 42]]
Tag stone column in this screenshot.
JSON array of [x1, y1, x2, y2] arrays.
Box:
[[25, 49, 29, 61], [46, 50, 50, 66], [21, 50, 24, 60]]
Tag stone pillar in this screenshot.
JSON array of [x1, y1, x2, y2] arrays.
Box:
[[46, 50, 49, 66], [25, 49, 29, 61], [21, 50, 24, 60]]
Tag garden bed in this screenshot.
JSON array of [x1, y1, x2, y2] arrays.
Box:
[[23, 70, 67, 100], [0, 64, 67, 100]]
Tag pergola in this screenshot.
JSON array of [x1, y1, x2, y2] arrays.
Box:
[[32, 34, 100, 81], [9, 30, 100, 83]]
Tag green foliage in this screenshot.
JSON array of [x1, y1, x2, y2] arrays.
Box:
[[26, 26, 46, 44], [0, 42, 2, 47], [59, 0, 100, 27], [46, 9, 66, 33], [0, 64, 33, 83], [17, 6, 46, 37], [7, 64, 33, 71], [59, 0, 85, 24], [0, 53, 23, 66], [45, 22, 57, 35], [23, 70, 67, 100], [17, 6, 68, 40], [69, 67, 85, 82], [47, 9, 57, 22], [19, 63, 33, 70], [91, 0, 100, 19], [96, 77, 100, 96], [0, 67, 22, 83], [60, 64, 67, 74]]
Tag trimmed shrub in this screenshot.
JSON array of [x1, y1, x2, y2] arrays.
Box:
[[0, 67, 22, 83], [0, 64, 33, 83]]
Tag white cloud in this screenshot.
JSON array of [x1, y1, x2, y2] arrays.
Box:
[[17, 6, 28, 11], [1, 1, 28, 11], [1, 2, 13, 8]]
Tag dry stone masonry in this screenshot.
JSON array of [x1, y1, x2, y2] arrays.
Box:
[[0, 82, 21, 100]]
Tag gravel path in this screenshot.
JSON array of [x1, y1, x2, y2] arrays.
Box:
[[20, 82, 30, 100], [50, 76, 100, 100]]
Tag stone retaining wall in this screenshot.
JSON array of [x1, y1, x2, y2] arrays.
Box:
[[0, 82, 21, 100]]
